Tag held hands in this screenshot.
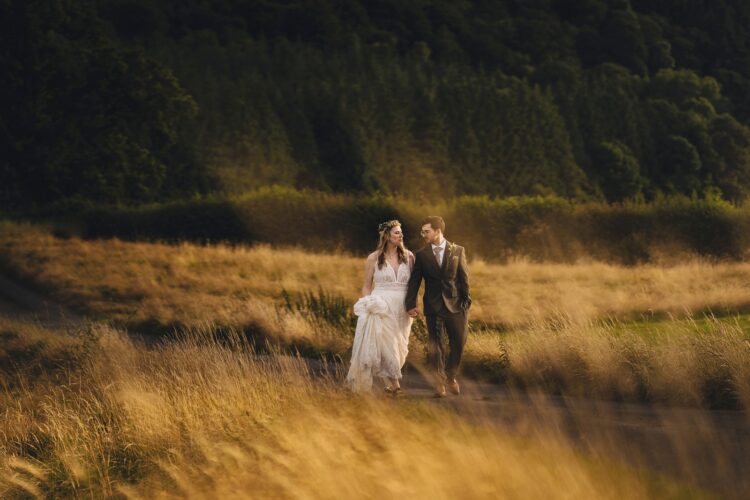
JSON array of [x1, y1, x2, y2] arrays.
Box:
[[407, 308, 419, 318]]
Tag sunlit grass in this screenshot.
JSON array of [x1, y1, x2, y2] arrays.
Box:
[[0, 320, 709, 498], [1, 219, 747, 496], [5, 220, 750, 330], [2, 221, 750, 408]]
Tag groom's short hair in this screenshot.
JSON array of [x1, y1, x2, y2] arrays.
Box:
[[421, 216, 445, 232]]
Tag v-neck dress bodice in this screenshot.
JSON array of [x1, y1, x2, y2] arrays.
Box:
[[372, 260, 409, 291]]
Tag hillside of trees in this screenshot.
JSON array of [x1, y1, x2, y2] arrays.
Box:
[[3, 0, 750, 207]]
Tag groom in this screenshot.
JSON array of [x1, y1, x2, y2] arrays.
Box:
[[405, 216, 471, 397]]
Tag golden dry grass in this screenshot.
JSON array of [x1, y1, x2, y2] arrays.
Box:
[[0, 320, 706, 499], [3, 220, 750, 408], [4, 221, 750, 330], [495, 316, 750, 408], [469, 256, 750, 325], [1, 220, 747, 496], [0, 221, 355, 327]]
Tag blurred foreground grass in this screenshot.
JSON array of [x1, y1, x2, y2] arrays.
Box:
[[0, 317, 709, 498]]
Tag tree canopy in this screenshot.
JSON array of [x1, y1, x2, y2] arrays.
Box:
[[4, 0, 750, 206]]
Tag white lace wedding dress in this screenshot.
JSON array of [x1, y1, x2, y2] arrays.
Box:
[[346, 260, 413, 392]]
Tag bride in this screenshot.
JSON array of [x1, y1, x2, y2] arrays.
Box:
[[346, 220, 414, 396]]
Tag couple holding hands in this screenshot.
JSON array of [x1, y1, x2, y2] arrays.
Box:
[[346, 216, 471, 398]]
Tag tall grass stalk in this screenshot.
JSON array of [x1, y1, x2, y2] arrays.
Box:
[[1, 321, 713, 498]]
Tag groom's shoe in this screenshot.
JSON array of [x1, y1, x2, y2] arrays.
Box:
[[447, 379, 460, 395], [433, 384, 447, 398]]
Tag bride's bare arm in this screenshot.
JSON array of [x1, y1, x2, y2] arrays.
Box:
[[408, 251, 415, 271], [361, 252, 377, 296]]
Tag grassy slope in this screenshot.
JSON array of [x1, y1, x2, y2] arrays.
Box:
[[1, 220, 749, 408], [4, 220, 750, 328]]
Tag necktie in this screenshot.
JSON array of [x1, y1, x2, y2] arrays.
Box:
[[433, 246, 442, 266]]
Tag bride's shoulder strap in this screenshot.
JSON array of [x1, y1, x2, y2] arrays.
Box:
[[365, 251, 378, 267]]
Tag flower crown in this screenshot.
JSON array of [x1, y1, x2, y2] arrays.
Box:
[[378, 220, 400, 232]]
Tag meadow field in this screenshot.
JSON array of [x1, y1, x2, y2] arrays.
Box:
[[2, 220, 750, 497], [2, 220, 750, 408]]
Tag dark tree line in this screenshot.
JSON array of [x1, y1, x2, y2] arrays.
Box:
[[3, 0, 750, 207], [0, 0, 208, 207]]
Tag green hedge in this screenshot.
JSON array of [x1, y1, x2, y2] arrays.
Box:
[[29, 188, 750, 263], [447, 196, 750, 263], [52, 187, 423, 253]]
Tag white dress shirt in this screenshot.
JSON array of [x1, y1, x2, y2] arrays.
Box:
[[431, 240, 447, 266]]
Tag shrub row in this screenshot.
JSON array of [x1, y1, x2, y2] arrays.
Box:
[[33, 187, 750, 263]]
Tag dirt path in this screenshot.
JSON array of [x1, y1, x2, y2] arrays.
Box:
[[388, 367, 750, 499], [2, 272, 749, 498]]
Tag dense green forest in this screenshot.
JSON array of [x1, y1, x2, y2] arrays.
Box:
[[3, 0, 750, 207]]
